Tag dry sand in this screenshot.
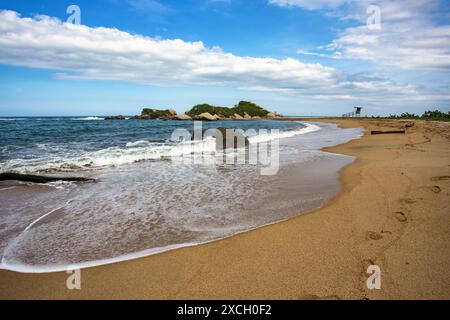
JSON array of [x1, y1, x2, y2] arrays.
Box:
[[0, 119, 449, 300]]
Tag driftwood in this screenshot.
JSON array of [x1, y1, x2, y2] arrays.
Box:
[[0, 173, 95, 183], [371, 130, 405, 135]]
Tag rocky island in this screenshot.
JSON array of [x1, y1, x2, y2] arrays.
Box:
[[138, 108, 178, 120], [185, 101, 279, 121], [105, 101, 282, 121]]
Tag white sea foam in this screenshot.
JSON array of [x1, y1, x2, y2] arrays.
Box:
[[248, 122, 321, 144], [74, 117, 104, 121], [0, 242, 202, 273], [0, 138, 217, 173], [0, 123, 320, 174], [44, 181, 76, 189], [0, 186, 16, 191], [125, 140, 150, 147]]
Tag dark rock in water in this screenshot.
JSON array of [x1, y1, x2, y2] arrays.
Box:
[[0, 173, 96, 183], [205, 128, 250, 150], [105, 115, 126, 120]]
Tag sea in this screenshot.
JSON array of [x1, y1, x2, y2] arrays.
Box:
[[0, 117, 363, 272]]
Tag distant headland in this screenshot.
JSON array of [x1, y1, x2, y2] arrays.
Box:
[[105, 101, 283, 121]]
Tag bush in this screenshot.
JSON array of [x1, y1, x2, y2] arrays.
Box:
[[233, 101, 269, 117], [384, 109, 450, 121], [400, 112, 419, 119], [141, 108, 174, 119], [186, 104, 235, 117], [422, 110, 450, 120], [186, 101, 270, 118]]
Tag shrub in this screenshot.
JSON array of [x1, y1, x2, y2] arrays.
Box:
[[186, 101, 270, 118], [233, 101, 269, 117]]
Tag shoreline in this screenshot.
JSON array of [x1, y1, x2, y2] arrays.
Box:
[[0, 121, 357, 274], [0, 118, 449, 299]]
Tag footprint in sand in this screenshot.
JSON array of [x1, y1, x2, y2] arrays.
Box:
[[394, 211, 408, 223], [367, 231, 383, 241], [431, 176, 450, 182], [430, 186, 441, 194], [401, 198, 417, 204]]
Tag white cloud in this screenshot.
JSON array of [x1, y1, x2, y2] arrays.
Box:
[[288, 0, 450, 70], [0, 9, 441, 105], [0, 10, 338, 90], [327, 23, 450, 70]]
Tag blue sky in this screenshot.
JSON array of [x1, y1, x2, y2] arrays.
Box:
[[0, 0, 449, 116]]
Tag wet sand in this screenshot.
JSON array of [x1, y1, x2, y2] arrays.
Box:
[[0, 119, 449, 299]]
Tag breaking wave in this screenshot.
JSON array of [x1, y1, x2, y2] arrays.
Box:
[[0, 122, 320, 174]]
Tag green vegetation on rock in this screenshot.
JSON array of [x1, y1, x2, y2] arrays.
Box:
[[141, 108, 176, 119], [233, 101, 269, 117], [136, 101, 277, 120], [186, 101, 270, 118], [186, 104, 235, 118]]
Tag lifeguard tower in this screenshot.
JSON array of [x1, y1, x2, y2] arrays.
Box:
[[342, 107, 363, 118]]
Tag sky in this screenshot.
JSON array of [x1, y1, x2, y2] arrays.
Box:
[[0, 0, 449, 116]]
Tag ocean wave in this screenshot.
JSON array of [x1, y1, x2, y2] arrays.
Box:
[[0, 123, 320, 174], [73, 117, 104, 121], [247, 122, 321, 143], [0, 138, 217, 174], [126, 140, 150, 147]]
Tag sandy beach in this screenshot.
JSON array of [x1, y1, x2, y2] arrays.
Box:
[[0, 118, 449, 300]]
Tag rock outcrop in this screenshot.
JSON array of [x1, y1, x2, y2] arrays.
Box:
[[173, 114, 193, 120], [186, 104, 235, 118], [186, 101, 272, 120], [140, 108, 177, 120], [231, 113, 244, 120], [212, 128, 250, 150], [193, 112, 218, 121], [134, 102, 282, 121], [105, 115, 126, 120]]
